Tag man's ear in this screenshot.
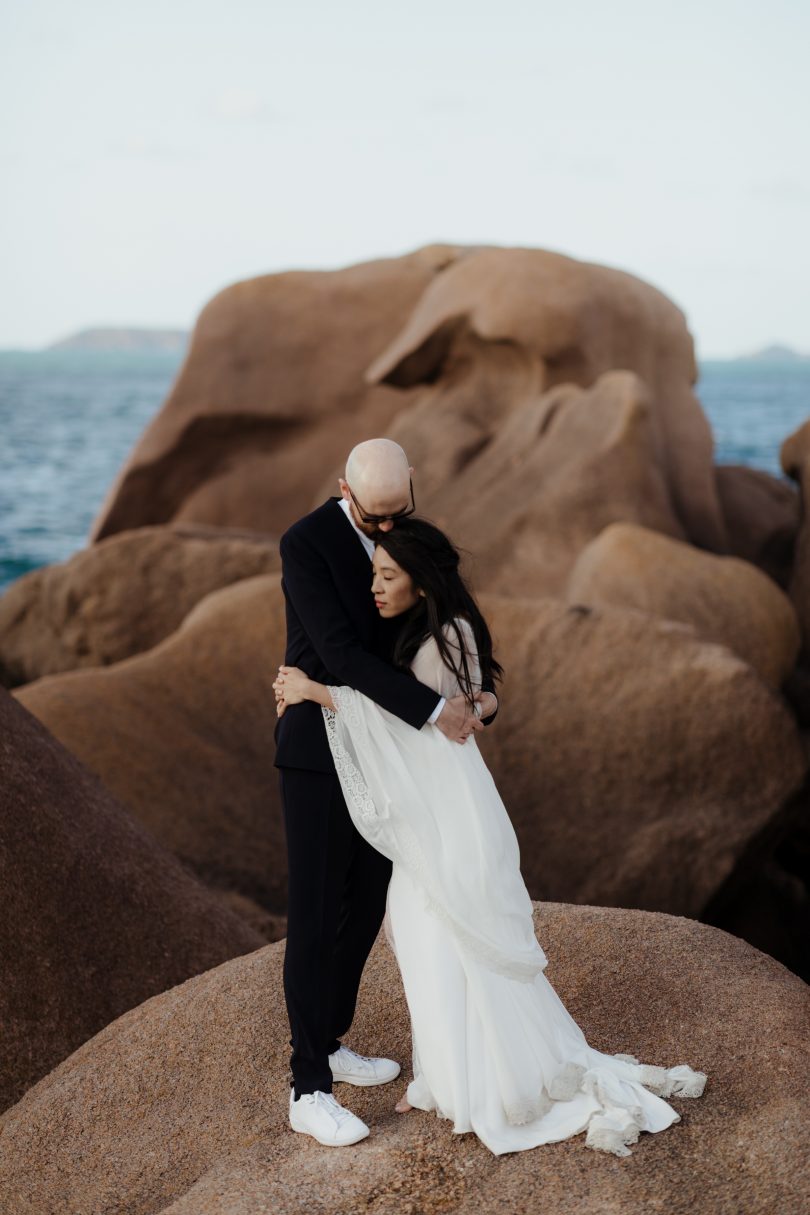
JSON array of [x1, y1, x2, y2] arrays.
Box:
[[338, 477, 350, 501]]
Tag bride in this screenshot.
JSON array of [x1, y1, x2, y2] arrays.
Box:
[[275, 518, 707, 1157]]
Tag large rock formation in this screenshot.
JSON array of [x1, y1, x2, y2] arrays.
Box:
[[14, 576, 805, 923], [474, 594, 805, 916], [781, 418, 810, 647], [565, 522, 801, 686], [90, 245, 461, 541], [6, 242, 805, 1015], [371, 246, 724, 553], [13, 575, 289, 915], [89, 246, 726, 567], [0, 689, 263, 1114], [1, 905, 806, 1215], [714, 464, 798, 590], [0, 524, 280, 687], [407, 369, 686, 597], [701, 774, 810, 984]]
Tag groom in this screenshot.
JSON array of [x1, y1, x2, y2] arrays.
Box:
[[273, 438, 498, 1146]]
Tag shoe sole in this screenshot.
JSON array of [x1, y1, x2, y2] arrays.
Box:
[[331, 1069, 401, 1087], [289, 1118, 370, 1147]]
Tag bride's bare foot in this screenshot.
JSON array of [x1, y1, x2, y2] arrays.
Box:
[[395, 1092, 413, 1113]]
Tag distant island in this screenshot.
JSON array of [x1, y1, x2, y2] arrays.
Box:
[[47, 327, 189, 353], [734, 343, 810, 362]]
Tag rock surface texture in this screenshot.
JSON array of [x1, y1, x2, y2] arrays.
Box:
[[474, 594, 806, 916], [13, 575, 288, 915], [0, 524, 280, 687], [781, 418, 810, 648], [714, 464, 798, 589], [0, 905, 806, 1215], [407, 369, 688, 598], [0, 689, 263, 1113], [90, 245, 462, 541], [565, 521, 801, 686]]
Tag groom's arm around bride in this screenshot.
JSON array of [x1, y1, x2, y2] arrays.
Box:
[[275, 503, 497, 772]]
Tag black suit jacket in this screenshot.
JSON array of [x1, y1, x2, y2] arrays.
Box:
[[274, 498, 497, 773]]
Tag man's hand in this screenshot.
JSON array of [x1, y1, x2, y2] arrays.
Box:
[[435, 694, 485, 744], [474, 691, 498, 721]]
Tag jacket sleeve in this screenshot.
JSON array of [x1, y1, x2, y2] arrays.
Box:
[[479, 671, 499, 726], [280, 526, 442, 729]]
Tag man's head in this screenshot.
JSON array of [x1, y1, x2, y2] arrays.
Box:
[[339, 439, 414, 535]]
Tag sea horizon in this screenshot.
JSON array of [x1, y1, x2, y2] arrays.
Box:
[[1, 349, 808, 596]]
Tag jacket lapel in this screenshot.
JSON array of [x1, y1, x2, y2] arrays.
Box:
[[321, 498, 377, 639]]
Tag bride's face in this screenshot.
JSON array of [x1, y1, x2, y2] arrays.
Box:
[[371, 545, 421, 618]]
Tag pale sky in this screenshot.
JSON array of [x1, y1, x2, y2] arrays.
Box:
[[2, 0, 808, 357]]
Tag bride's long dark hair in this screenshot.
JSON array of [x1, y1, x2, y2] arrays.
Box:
[[373, 517, 503, 706]]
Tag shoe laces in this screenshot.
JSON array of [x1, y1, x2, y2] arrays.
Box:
[[334, 1046, 375, 1068], [315, 1091, 355, 1125]]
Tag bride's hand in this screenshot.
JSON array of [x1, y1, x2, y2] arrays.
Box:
[[274, 665, 311, 706], [436, 693, 485, 744]]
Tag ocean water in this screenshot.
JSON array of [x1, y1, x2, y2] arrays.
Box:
[[1, 350, 184, 594], [1, 350, 808, 596], [698, 360, 810, 472]]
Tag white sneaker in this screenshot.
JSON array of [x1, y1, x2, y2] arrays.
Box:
[[329, 1044, 401, 1087], [288, 1088, 370, 1146]]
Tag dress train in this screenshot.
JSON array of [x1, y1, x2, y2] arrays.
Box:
[[385, 864, 705, 1157], [323, 618, 707, 1156]]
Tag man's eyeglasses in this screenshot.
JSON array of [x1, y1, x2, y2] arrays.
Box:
[[347, 478, 416, 525]]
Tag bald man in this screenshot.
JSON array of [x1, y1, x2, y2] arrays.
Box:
[[273, 439, 498, 1146]]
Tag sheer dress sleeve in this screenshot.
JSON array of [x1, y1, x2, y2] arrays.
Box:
[[409, 616, 482, 701]]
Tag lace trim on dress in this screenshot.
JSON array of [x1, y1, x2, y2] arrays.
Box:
[[580, 1057, 707, 1156], [410, 1053, 706, 1147], [322, 700, 378, 824], [322, 692, 547, 983], [489, 1056, 706, 1149]]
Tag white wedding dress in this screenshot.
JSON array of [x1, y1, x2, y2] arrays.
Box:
[[322, 618, 706, 1156]]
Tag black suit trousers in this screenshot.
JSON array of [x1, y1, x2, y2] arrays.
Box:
[[280, 767, 393, 1097]]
